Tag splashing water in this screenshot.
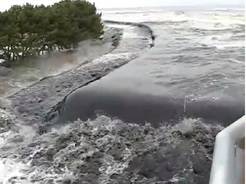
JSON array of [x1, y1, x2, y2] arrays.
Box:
[[0, 111, 223, 184]]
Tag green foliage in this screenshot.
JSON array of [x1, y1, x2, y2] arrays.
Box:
[[0, 0, 104, 61]]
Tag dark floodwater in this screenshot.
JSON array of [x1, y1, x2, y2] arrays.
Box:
[[0, 7, 244, 184], [59, 7, 245, 126], [52, 7, 244, 183]]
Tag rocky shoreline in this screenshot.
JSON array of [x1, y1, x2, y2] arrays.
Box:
[[4, 22, 154, 129]]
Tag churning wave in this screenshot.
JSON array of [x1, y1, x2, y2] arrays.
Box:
[[0, 7, 244, 184], [0, 109, 223, 184]]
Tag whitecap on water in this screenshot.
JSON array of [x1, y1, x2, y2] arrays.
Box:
[[199, 35, 244, 50], [213, 42, 245, 50], [229, 58, 244, 64]]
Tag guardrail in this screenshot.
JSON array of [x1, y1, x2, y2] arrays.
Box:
[[210, 116, 245, 184]]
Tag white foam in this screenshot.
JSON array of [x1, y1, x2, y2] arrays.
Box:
[[171, 117, 223, 134], [172, 118, 198, 134], [0, 132, 11, 148], [199, 35, 245, 49], [103, 9, 244, 29], [90, 52, 135, 65], [0, 133, 25, 183], [0, 159, 28, 184], [229, 58, 243, 64], [212, 8, 245, 11], [214, 42, 245, 49], [0, 114, 224, 183], [99, 154, 129, 183]]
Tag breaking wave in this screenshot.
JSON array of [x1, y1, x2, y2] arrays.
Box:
[[0, 7, 244, 184], [0, 111, 223, 184]]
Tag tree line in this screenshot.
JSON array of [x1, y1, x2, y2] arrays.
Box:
[[0, 0, 104, 62]]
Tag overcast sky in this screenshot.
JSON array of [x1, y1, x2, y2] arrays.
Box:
[[0, 0, 244, 11]]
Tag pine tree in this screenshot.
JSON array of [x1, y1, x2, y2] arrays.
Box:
[[0, 0, 104, 62]]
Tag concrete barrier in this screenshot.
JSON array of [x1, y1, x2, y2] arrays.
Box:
[[210, 116, 245, 184]]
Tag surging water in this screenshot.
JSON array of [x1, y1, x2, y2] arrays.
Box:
[[100, 7, 244, 101], [0, 6, 244, 184], [0, 27, 119, 98], [0, 112, 222, 184]]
